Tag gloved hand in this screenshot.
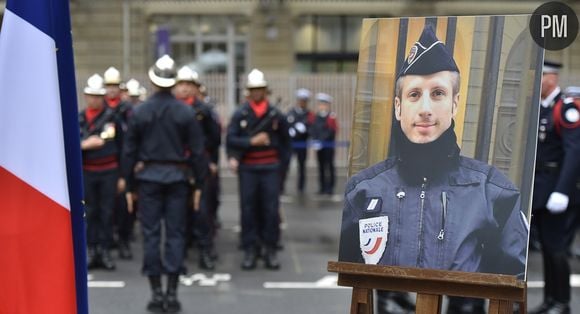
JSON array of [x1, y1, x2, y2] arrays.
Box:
[[546, 192, 569, 214]]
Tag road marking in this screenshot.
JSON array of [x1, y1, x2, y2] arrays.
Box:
[[88, 281, 126, 288], [180, 273, 231, 287], [264, 275, 348, 289], [87, 273, 126, 288], [528, 274, 580, 288]]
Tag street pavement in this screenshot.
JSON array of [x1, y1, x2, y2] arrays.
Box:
[[88, 168, 580, 313]]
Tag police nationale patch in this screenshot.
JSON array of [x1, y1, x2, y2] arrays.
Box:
[[359, 216, 389, 265]]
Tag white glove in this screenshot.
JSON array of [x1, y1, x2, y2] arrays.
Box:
[[295, 122, 306, 133], [546, 192, 569, 214], [288, 127, 296, 138]]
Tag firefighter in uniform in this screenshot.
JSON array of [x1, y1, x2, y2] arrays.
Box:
[[122, 55, 207, 313], [126, 78, 145, 107], [338, 26, 528, 314], [287, 88, 314, 193], [226, 69, 291, 270], [529, 62, 580, 314], [79, 74, 123, 271], [174, 65, 221, 270], [103, 66, 134, 260], [311, 92, 338, 195]]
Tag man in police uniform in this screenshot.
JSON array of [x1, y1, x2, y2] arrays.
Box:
[[226, 69, 291, 270], [311, 92, 338, 195], [122, 55, 207, 313], [286, 88, 314, 193], [80, 74, 123, 271], [174, 65, 221, 270], [529, 62, 580, 314], [338, 26, 528, 313]]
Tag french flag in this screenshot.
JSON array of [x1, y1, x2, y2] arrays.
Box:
[[0, 0, 88, 313]]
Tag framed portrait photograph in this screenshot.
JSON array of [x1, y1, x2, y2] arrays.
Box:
[[338, 15, 543, 280]]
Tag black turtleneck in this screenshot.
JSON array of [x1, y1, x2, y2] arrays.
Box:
[[394, 120, 460, 185]]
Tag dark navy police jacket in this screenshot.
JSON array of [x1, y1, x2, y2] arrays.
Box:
[[339, 157, 528, 279]]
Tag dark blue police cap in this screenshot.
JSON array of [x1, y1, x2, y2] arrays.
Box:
[[397, 25, 459, 80]]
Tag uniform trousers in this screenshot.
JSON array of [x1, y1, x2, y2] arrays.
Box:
[[239, 167, 280, 250], [138, 180, 189, 275], [294, 147, 307, 191], [84, 169, 118, 249], [317, 147, 335, 194], [535, 205, 579, 303]]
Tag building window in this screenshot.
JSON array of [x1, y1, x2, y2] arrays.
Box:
[[294, 15, 366, 73]]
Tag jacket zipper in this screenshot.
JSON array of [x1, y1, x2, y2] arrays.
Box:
[[416, 177, 427, 266], [438, 191, 447, 241], [395, 188, 405, 265]]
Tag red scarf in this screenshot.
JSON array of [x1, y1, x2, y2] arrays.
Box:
[[85, 107, 104, 127], [178, 96, 195, 106], [105, 96, 121, 109], [250, 100, 268, 118]]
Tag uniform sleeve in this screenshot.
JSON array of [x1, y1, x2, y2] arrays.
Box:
[[481, 174, 527, 279], [338, 186, 364, 263], [187, 113, 208, 189], [226, 110, 251, 152], [121, 114, 140, 191], [277, 111, 293, 164], [204, 106, 222, 164], [554, 100, 580, 196]]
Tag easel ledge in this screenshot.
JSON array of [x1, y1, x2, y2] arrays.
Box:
[[328, 261, 526, 314]]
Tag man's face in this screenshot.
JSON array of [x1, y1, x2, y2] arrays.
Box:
[[541, 73, 558, 99], [297, 99, 308, 109], [249, 87, 267, 102], [174, 81, 194, 99], [85, 94, 104, 109], [105, 85, 121, 99], [317, 102, 330, 114], [395, 71, 458, 144]]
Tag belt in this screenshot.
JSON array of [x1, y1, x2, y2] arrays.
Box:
[[144, 161, 189, 170]]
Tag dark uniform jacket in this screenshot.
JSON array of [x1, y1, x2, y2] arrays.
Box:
[[79, 107, 123, 172], [533, 91, 580, 210], [287, 107, 314, 145], [226, 102, 291, 170], [121, 90, 207, 190], [310, 112, 337, 147], [190, 98, 221, 164], [339, 156, 528, 278]]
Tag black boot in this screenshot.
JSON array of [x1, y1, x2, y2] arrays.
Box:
[[264, 248, 280, 270], [146, 276, 164, 313], [165, 274, 181, 313], [241, 249, 257, 270], [100, 250, 116, 270], [118, 241, 133, 260], [87, 246, 101, 270], [199, 248, 215, 270]]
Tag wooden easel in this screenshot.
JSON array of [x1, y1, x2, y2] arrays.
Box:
[[328, 261, 527, 314]]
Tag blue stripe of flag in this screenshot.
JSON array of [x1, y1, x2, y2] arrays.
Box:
[[6, 0, 53, 39], [51, 0, 89, 311]]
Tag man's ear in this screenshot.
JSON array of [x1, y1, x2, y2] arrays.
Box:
[[451, 93, 459, 118], [394, 97, 401, 121]]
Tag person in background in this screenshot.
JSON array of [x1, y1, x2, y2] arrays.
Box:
[[311, 92, 338, 195], [174, 65, 221, 270], [529, 62, 580, 314], [286, 88, 315, 193], [79, 74, 124, 271], [122, 55, 207, 313], [226, 69, 291, 270]]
